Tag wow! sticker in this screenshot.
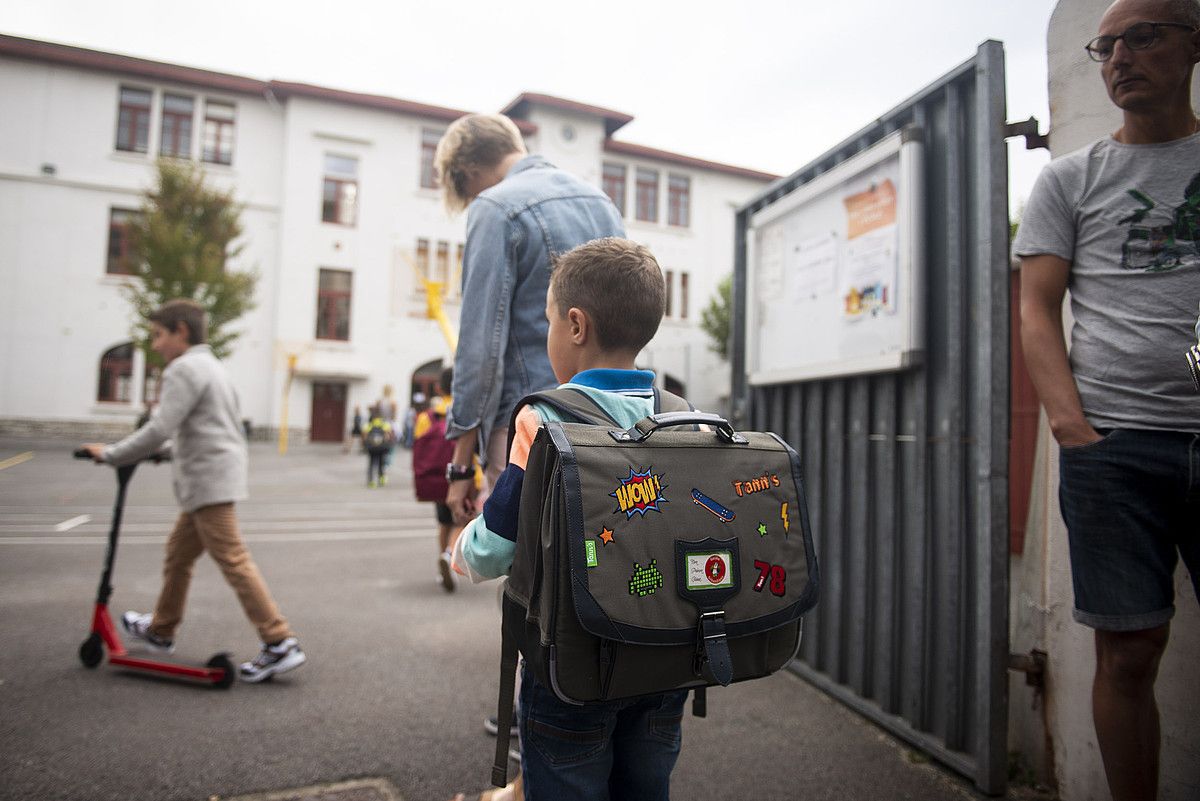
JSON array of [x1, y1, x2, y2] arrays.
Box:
[[611, 467, 668, 519]]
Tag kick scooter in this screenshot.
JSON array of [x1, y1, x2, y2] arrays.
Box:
[[73, 449, 235, 688]]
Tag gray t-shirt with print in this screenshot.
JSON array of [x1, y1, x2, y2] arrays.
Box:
[[1013, 133, 1200, 432]]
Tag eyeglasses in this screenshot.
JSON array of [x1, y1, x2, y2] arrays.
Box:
[[1085, 21, 1196, 62]]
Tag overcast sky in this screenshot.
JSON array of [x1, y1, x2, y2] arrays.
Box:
[[4, 0, 1064, 214]]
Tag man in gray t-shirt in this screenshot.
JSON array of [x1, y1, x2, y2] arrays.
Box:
[[1014, 1, 1200, 798]]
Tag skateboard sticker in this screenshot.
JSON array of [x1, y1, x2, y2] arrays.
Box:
[[629, 559, 664, 597], [691, 488, 734, 522], [684, 550, 734, 590], [598, 526, 615, 546], [611, 467, 668, 519], [731, 473, 781, 497], [585, 539, 599, 568]]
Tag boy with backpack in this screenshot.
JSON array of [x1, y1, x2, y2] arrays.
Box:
[[412, 365, 464, 591], [452, 238, 688, 799], [361, 405, 394, 488], [82, 299, 305, 683]]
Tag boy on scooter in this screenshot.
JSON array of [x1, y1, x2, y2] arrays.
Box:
[[82, 299, 305, 683]]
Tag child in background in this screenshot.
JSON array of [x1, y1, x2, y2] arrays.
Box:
[[453, 238, 685, 800], [361, 405, 394, 488], [412, 366, 464, 592], [82, 299, 304, 683]]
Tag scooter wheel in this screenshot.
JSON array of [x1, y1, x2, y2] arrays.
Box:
[[79, 633, 104, 668], [207, 653, 236, 689]]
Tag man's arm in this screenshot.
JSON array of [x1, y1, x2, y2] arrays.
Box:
[[1019, 254, 1101, 448]]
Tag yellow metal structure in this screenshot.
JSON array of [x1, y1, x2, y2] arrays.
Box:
[[278, 353, 297, 455]]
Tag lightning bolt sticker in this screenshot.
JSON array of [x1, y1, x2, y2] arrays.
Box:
[[781, 502, 789, 536]]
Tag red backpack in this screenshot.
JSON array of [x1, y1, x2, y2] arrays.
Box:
[[412, 408, 455, 502]]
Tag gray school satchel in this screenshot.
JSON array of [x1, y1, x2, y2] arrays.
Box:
[[491, 388, 819, 787]]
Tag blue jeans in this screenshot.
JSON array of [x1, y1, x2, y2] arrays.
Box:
[[1059, 428, 1200, 631], [518, 663, 687, 801]]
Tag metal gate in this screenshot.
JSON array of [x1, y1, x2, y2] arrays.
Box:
[[731, 41, 1010, 795]]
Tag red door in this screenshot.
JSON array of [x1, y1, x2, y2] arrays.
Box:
[[311, 382, 347, 442]]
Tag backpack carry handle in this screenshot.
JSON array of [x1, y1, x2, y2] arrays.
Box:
[[609, 412, 749, 445]]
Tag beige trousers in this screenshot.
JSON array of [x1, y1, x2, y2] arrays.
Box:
[[150, 502, 292, 644]]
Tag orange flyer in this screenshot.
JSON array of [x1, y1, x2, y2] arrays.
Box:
[[844, 180, 897, 240]]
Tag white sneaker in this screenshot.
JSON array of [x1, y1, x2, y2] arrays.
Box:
[[239, 637, 306, 683], [120, 611, 174, 654], [438, 552, 456, 593]]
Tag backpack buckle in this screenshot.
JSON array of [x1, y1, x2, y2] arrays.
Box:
[[694, 610, 733, 686]]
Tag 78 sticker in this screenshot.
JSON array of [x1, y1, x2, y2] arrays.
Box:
[[752, 560, 786, 597]]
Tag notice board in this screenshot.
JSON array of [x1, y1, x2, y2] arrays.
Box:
[[746, 129, 924, 384]]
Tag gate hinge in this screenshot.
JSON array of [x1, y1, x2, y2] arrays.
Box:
[[1004, 116, 1049, 151], [1008, 649, 1047, 688]]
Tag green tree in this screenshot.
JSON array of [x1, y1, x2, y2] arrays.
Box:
[[121, 160, 257, 362], [700, 274, 733, 361]]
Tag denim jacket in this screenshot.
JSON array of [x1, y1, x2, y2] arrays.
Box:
[[447, 154, 624, 452]]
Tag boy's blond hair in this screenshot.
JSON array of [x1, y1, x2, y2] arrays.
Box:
[[550, 238, 665, 353], [434, 114, 526, 214]]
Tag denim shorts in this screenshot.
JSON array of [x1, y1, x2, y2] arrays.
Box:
[[1058, 428, 1200, 631]]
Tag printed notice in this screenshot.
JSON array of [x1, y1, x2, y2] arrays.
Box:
[[789, 233, 838, 303], [841, 180, 898, 320]]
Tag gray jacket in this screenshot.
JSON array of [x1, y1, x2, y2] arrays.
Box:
[[104, 345, 247, 512]]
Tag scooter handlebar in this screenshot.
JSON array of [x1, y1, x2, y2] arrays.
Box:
[[72, 449, 169, 463]]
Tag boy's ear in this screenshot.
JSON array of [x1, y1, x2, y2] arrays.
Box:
[[566, 306, 589, 345]]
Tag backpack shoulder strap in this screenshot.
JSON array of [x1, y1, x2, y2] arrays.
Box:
[[505, 387, 621, 458], [653, 387, 694, 414]]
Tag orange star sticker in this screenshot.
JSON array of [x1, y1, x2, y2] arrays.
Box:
[[598, 527, 615, 546]]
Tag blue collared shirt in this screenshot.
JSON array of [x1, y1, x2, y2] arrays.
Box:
[[447, 155, 625, 453]]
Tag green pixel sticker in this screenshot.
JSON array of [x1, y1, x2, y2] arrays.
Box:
[[585, 539, 599, 568], [629, 559, 664, 597]]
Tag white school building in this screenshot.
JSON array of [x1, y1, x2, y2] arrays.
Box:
[[0, 33, 775, 440]]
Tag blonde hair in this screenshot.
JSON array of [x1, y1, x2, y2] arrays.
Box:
[[434, 114, 526, 214]]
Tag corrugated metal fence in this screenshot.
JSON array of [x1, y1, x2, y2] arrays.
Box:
[[731, 41, 1010, 795]]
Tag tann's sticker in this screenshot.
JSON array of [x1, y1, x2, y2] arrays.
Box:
[[685, 550, 734, 591], [585, 539, 599, 568]]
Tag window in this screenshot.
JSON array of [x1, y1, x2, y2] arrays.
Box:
[[97, 343, 134, 402], [315, 268, 353, 341], [680, 272, 690, 320], [436, 241, 450, 286], [322, 154, 359, 226], [202, 100, 235, 165], [115, 87, 152, 154], [415, 238, 430, 288], [143, 366, 162, 404], [668, 174, 691, 227], [635, 168, 659, 223], [664, 269, 674, 318], [159, 94, 194, 158], [602, 163, 627, 216], [420, 128, 442, 189], [106, 208, 142, 275]]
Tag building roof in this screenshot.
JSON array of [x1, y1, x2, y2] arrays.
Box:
[[501, 92, 635, 137], [0, 34, 776, 180], [603, 139, 778, 182]]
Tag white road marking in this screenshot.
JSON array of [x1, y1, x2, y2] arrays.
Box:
[[53, 514, 92, 532]]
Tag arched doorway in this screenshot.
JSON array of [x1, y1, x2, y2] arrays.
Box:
[[411, 358, 444, 410], [663, 373, 685, 398]]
